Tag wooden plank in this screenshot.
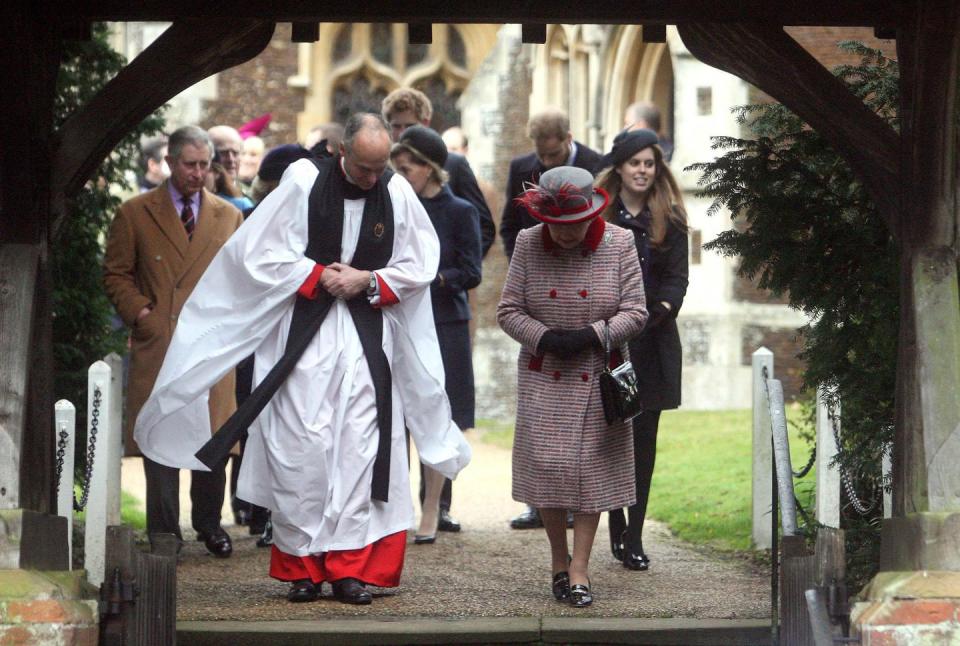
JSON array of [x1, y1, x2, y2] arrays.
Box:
[[51, 18, 275, 204], [0, 244, 39, 510], [814, 527, 845, 586], [54, 0, 906, 25], [676, 22, 900, 234], [781, 552, 816, 646]]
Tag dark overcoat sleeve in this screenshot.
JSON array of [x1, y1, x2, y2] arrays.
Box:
[[649, 220, 690, 324], [436, 200, 483, 294], [499, 158, 527, 260], [446, 153, 496, 258]]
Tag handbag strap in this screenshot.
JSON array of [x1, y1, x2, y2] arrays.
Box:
[[604, 321, 611, 366]]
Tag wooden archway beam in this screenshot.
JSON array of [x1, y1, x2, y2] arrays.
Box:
[[51, 19, 276, 212], [676, 22, 901, 236]]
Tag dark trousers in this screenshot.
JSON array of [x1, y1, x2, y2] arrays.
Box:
[[229, 437, 270, 528], [608, 410, 661, 550], [144, 455, 226, 539]]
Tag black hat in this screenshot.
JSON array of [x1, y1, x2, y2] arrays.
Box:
[[393, 125, 448, 169], [601, 127, 659, 169], [258, 144, 313, 181]]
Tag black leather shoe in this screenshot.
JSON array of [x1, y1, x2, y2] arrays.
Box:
[[437, 509, 461, 532], [287, 579, 319, 603], [509, 506, 543, 529], [569, 583, 593, 607], [552, 571, 571, 601], [413, 533, 436, 544], [622, 532, 650, 570], [256, 520, 273, 548], [196, 528, 233, 558], [332, 577, 372, 605]]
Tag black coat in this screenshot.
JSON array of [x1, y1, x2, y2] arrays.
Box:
[[499, 142, 603, 259], [614, 206, 689, 410], [422, 186, 483, 323], [444, 152, 496, 258]]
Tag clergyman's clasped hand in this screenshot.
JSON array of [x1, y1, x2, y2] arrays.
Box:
[[538, 327, 601, 359], [320, 262, 371, 299]]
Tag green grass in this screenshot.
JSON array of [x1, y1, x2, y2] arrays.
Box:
[[477, 408, 815, 552], [74, 489, 147, 530]]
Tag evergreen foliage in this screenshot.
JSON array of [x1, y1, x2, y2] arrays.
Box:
[[688, 42, 899, 590], [52, 24, 165, 421]]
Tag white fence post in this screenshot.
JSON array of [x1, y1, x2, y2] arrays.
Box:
[[882, 441, 893, 519], [752, 347, 774, 549], [104, 352, 124, 526], [84, 360, 112, 587], [815, 386, 841, 528], [54, 399, 76, 569]]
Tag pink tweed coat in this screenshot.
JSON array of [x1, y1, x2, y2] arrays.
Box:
[[497, 220, 648, 512]]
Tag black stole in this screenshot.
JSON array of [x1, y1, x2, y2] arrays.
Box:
[[197, 157, 396, 503]]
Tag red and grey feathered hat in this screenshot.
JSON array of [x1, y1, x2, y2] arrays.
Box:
[[515, 166, 609, 225], [238, 113, 272, 140]]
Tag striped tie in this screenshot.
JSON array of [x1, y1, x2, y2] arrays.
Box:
[[181, 198, 195, 240]]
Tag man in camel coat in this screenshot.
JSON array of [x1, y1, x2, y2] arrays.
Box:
[[104, 125, 243, 557]]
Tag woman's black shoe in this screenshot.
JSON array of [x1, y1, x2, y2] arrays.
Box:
[[287, 579, 319, 602], [569, 583, 593, 607], [552, 571, 571, 600]]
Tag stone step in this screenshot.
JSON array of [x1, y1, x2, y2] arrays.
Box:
[[178, 617, 771, 645]]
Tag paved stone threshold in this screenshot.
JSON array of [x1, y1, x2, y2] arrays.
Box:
[[178, 617, 772, 645]]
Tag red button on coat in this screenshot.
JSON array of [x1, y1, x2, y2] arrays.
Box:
[[549, 289, 558, 298], [581, 373, 589, 381], [579, 289, 588, 298], [553, 371, 561, 380]]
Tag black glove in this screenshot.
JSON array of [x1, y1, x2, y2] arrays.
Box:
[[538, 329, 568, 355], [646, 302, 671, 330], [538, 327, 599, 359]]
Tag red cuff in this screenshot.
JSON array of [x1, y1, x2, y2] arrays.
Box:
[[297, 263, 325, 299], [373, 273, 399, 308]]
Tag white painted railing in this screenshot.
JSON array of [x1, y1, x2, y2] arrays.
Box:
[[54, 357, 123, 587]]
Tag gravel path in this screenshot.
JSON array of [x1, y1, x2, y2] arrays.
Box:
[[134, 433, 770, 621]]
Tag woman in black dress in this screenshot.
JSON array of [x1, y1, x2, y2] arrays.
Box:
[[595, 128, 689, 570], [390, 125, 482, 543]]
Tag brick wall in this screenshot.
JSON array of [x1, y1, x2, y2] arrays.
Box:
[[741, 325, 805, 400], [201, 24, 304, 150]]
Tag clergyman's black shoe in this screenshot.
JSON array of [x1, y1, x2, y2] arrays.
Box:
[[332, 577, 372, 605], [196, 528, 233, 558], [509, 505, 543, 529], [438, 509, 461, 533], [287, 579, 319, 603]]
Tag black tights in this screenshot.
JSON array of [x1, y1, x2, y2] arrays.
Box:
[[608, 410, 661, 551]]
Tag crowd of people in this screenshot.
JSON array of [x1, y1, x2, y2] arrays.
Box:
[[106, 88, 689, 608]]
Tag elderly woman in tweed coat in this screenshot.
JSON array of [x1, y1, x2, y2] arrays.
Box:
[[497, 166, 648, 607]]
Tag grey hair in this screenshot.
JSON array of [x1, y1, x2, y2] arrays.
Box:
[[624, 101, 662, 133], [168, 126, 214, 161], [342, 113, 390, 151]]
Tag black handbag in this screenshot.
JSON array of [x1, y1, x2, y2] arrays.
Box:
[[599, 323, 643, 425]]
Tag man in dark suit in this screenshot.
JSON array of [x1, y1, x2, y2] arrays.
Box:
[[382, 87, 496, 259], [500, 109, 602, 530], [499, 108, 603, 260]]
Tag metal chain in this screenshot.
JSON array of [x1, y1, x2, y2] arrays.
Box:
[[827, 401, 878, 516], [72, 386, 101, 512]]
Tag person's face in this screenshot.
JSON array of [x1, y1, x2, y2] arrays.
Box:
[[535, 134, 572, 170], [340, 132, 390, 190], [204, 167, 217, 193], [239, 141, 263, 182], [388, 109, 428, 142], [547, 219, 592, 249], [615, 147, 657, 197], [166, 143, 212, 197], [214, 137, 243, 177], [391, 151, 433, 196], [146, 145, 169, 181]]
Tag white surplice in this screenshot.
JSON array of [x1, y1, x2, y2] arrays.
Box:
[[134, 159, 471, 556]]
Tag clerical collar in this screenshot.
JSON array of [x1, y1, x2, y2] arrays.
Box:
[[338, 157, 377, 200]]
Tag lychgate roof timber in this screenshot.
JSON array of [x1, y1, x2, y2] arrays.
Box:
[[48, 0, 904, 26]]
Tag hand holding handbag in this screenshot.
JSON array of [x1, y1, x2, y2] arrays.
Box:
[[599, 322, 643, 425]]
